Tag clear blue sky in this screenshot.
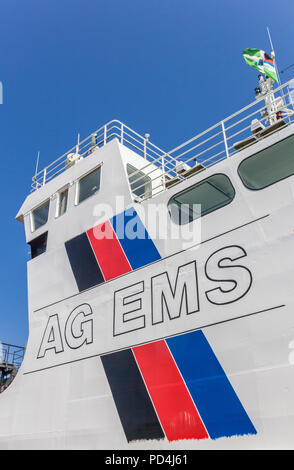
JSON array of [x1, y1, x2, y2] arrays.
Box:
[[1, 0, 294, 347]]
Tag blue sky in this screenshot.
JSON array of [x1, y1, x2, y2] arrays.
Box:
[[1, 0, 294, 346]]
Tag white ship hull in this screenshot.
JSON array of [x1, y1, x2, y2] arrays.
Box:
[[2, 84, 294, 449]]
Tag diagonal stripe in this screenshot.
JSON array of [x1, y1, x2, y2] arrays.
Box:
[[65, 232, 104, 292], [110, 208, 161, 270], [133, 340, 209, 442], [101, 349, 165, 442], [166, 330, 257, 440], [87, 220, 132, 281]]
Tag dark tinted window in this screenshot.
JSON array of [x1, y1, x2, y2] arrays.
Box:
[[168, 173, 235, 225], [238, 134, 294, 190], [78, 167, 101, 203], [29, 232, 48, 259]]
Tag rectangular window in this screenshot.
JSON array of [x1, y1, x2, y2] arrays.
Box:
[[127, 164, 152, 198], [29, 232, 48, 259], [56, 188, 68, 217], [31, 200, 50, 232], [238, 134, 294, 190], [77, 166, 101, 204], [168, 173, 235, 225]]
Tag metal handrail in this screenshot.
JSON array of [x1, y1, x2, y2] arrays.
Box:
[[31, 119, 171, 191], [31, 78, 294, 200], [131, 79, 294, 198], [0, 343, 25, 369]]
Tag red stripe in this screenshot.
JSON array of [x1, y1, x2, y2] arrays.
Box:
[[87, 220, 132, 281], [133, 340, 208, 441]]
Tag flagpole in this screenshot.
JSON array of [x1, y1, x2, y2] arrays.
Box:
[[267, 26, 282, 86]]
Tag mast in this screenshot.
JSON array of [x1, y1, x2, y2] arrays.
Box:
[[253, 32, 293, 126], [267, 27, 282, 86]]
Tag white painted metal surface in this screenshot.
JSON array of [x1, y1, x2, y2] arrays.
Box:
[[2, 86, 294, 449]]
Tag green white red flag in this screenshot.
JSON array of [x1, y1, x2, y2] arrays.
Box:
[[242, 48, 278, 82]]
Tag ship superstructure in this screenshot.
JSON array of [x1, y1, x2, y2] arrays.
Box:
[[1, 77, 294, 449]]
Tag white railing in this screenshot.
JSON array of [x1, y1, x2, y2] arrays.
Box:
[[130, 78, 294, 200], [31, 78, 294, 198], [31, 120, 172, 191]]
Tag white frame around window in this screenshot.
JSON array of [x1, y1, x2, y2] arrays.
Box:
[[30, 199, 50, 232], [55, 186, 69, 218], [168, 173, 236, 225], [75, 165, 102, 205], [126, 163, 152, 199]]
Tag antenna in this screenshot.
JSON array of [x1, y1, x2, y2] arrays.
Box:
[[267, 26, 274, 53], [34, 151, 40, 176], [267, 26, 282, 86]]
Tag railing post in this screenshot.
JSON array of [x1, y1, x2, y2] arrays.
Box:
[[76, 133, 80, 154], [221, 121, 230, 158], [288, 83, 294, 112], [42, 168, 47, 186], [144, 133, 150, 159], [121, 123, 124, 145], [162, 154, 166, 189], [104, 124, 107, 145]]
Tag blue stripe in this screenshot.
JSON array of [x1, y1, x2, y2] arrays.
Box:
[[110, 208, 161, 270], [166, 330, 257, 440]]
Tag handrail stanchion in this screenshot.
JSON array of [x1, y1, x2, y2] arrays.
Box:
[[144, 133, 150, 160], [121, 124, 124, 145], [42, 168, 47, 186], [221, 121, 230, 158], [287, 83, 294, 113], [162, 154, 166, 189], [104, 124, 107, 145]]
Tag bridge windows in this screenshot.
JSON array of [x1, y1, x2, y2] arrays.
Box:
[[127, 164, 152, 198], [31, 199, 50, 232], [76, 166, 101, 204], [56, 187, 68, 218], [168, 173, 235, 224], [238, 134, 294, 190]]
